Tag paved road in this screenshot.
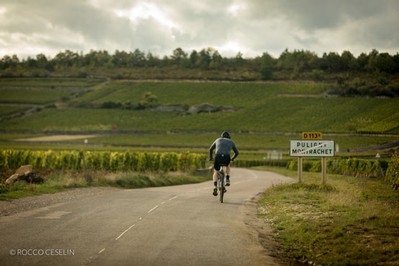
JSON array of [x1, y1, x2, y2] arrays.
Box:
[[0, 168, 292, 266]]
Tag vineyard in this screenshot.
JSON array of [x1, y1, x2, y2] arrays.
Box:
[[284, 155, 399, 190], [1, 149, 398, 190], [0, 150, 207, 173]]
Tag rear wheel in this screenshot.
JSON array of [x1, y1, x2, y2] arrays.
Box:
[[219, 173, 224, 203]]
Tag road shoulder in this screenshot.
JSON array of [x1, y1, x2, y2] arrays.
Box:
[[240, 192, 287, 266], [0, 187, 117, 217]]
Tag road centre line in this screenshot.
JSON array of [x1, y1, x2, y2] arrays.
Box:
[[114, 195, 179, 241], [168, 195, 178, 201], [98, 248, 105, 254], [147, 205, 159, 214], [115, 224, 136, 240]]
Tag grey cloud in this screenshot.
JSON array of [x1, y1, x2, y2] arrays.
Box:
[[0, 0, 398, 58], [247, 0, 396, 30]]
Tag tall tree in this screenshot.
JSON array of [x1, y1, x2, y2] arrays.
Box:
[[146, 52, 161, 67], [54, 50, 79, 67], [375, 53, 395, 73], [341, 50, 357, 71], [259, 52, 274, 80], [357, 52, 369, 71], [171, 48, 188, 67], [112, 50, 130, 67], [189, 50, 199, 68], [198, 48, 212, 69], [210, 50, 223, 69], [131, 49, 146, 67]]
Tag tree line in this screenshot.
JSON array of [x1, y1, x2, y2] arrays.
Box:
[[1, 48, 398, 76]]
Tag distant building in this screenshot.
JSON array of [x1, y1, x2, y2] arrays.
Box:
[[267, 150, 283, 160]]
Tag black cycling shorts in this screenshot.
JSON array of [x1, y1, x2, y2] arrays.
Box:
[[214, 154, 231, 171]]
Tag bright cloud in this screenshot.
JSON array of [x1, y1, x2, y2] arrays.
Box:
[[217, 41, 246, 56], [114, 2, 179, 31], [0, 0, 398, 59], [227, 3, 246, 16]]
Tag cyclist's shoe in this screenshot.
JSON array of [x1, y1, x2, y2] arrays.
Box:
[[213, 187, 218, 196], [226, 178, 230, 186]]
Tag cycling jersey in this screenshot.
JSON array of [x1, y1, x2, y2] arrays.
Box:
[[209, 137, 239, 160]]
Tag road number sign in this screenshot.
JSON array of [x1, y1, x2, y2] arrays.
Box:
[[290, 140, 335, 157], [302, 132, 322, 140]]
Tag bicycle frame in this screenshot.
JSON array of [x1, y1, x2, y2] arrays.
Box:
[[217, 165, 227, 203]]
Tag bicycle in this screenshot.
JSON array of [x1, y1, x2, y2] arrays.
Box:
[[217, 164, 227, 203]]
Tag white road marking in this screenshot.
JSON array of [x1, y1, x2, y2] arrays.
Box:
[[113, 195, 180, 241], [168, 195, 178, 201], [115, 224, 136, 241], [147, 205, 159, 214], [98, 248, 105, 254], [36, 211, 71, 219]]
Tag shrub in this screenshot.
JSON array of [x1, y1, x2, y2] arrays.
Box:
[[385, 152, 399, 190]]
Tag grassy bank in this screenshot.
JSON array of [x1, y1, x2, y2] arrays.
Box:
[[0, 170, 211, 201], [257, 167, 399, 265]]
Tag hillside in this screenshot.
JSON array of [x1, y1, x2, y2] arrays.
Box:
[[0, 78, 398, 154]]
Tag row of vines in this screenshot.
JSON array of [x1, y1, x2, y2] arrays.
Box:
[[287, 158, 388, 178], [229, 154, 399, 190], [286, 155, 399, 190], [0, 150, 207, 172], [1, 149, 398, 190]]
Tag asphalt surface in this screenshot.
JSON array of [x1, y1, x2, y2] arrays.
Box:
[[0, 168, 293, 266]]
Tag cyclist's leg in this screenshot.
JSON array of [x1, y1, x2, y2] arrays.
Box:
[[225, 157, 231, 186], [212, 169, 218, 183], [213, 157, 221, 184], [212, 169, 218, 196], [225, 165, 231, 186], [212, 157, 221, 196], [226, 164, 231, 175]]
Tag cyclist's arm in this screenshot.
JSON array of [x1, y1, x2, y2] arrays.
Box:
[[231, 146, 239, 161], [209, 143, 216, 160]]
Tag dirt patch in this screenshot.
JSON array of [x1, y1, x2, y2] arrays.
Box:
[[241, 193, 289, 266], [14, 135, 97, 142]]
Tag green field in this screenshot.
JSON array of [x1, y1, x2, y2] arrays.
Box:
[[0, 78, 398, 157]]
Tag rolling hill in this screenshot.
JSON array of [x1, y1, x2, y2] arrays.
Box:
[[0, 78, 398, 154]]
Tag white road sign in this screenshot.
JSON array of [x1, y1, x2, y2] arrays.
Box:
[[290, 140, 335, 157]]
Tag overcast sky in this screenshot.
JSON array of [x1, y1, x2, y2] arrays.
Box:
[[1, 0, 398, 59]]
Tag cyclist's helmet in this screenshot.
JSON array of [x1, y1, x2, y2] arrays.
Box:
[[221, 131, 231, 139]]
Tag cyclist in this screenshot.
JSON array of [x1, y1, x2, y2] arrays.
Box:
[[209, 131, 239, 196]]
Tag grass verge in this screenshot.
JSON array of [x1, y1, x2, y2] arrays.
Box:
[[0, 170, 211, 201], [256, 166, 399, 265]]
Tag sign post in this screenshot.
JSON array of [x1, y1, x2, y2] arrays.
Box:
[[298, 157, 303, 183], [290, 133, 335, 184], [321, 157, 327, 184]]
